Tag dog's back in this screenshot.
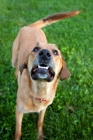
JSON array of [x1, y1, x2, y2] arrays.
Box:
[[12, 27, 47, 69]]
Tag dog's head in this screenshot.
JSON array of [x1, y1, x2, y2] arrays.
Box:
[[19, 42, 71, 82]]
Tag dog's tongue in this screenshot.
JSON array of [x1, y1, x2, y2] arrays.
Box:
[[33, 67, 38, 72]]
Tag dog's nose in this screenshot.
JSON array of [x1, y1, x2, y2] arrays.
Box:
[[39, 49, 51, 64], [39, 49, 51, 59]]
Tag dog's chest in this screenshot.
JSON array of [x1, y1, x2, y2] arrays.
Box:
[[17, 97, 52, 113], [17, 86, 53, 113]]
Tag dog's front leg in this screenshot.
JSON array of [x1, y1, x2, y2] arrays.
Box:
[[37, 109, 46, 140], [14, 108, 23, 140]]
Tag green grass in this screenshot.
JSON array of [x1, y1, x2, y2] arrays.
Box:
[[0, 0, 93, 139]]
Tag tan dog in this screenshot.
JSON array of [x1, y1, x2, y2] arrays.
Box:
[[12, 11, 81, 140]]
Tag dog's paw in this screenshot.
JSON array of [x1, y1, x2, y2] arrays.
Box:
[[37, 134, 44, 140]]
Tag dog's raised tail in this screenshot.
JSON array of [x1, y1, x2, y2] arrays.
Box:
[[29, 10, 81, 28]]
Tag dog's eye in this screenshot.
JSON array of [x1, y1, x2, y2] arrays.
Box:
[[53, 50, 58, 55], [33, 47, 40, 52]]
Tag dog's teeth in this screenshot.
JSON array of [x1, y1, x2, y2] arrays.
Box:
[[38, 65, 48, 69]]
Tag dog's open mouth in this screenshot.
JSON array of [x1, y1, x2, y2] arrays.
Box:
[[31, 64, 55, 82]]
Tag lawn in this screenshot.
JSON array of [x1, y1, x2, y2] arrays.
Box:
[[0, 0, 93, 140]]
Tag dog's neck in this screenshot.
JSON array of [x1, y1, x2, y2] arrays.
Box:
[[31, 80, 49, 95], [30, 78, 58, 100]]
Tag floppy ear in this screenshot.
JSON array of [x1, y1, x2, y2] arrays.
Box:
[[19, 57, 28, 75], [19, 63, 27, 75], [60, 59, 71, 81]]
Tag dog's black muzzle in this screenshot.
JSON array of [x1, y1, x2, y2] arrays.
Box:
[[31, 49, 55, 82]]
